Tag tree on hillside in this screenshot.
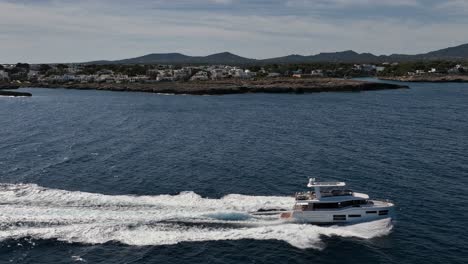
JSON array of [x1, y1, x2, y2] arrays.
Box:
[[39, 64, 52, 74], [16, 63, 30, 69], [56, 64, 69, 69]]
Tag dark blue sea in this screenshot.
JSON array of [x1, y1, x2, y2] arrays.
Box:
[[1, 80, 467, 264]]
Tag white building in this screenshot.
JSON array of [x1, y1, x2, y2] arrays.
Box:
[[267, 73, 281, 78], [113, 74, 129, 83], [95, 73, 130, 83], [96, 74, 113, 83], [66, 65, 79, 74], [173, 69, 190, 80], [129, 75, 149, 83], [190, 71, 209, 81], [75, 75, 96, 83], [27, 70, 39, 80], [1, 64, 15, 70], [0, 70, 9, 81], [97, 70, 114, 75], [362, 64, 377, 72], [40, 74, 76, 83], [156, 76, 175, 82], [376, 66, 386, 73], [233, 69, 247, 78], [156, 70, 175, 81], [210, 69, 228, 80], [244, 69, 257, 78], [415, 70, 426, 75], [453, 65, 468, 72], [311, 69, 324, 76]]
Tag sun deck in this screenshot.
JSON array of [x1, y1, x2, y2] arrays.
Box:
[[307, 181, 346, 188]]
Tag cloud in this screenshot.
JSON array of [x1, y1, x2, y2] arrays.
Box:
[[0, 0, 467, 63], [210, 0, 233, 4], [286, 0, 421, 8], [435, 0, 468, 13]]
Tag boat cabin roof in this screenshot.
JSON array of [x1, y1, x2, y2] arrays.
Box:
[[295, 190, 369, 202], [307, 180, 346, 188], [307, 182, 346, 187], [295, 193, 369, 205]]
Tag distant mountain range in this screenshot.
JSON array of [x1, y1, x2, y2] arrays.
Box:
[[87, 43, 468, 65]]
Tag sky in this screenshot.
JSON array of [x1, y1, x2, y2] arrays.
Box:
[[1, 0, 468, 63]]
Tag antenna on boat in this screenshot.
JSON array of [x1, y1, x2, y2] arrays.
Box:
[[308, 178, 316, 187], [307, 178, 322, 199]]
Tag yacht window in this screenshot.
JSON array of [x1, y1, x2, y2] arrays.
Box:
[[314, 203, 340, 209], [338, 200, 366, 208], [379, 210, 389, 215], [366, 211, 377, 214], [340, 201, 353, 207], [354, 200, 367, 205], [348, 214, 361, 218], [333, 215, 346, 220]]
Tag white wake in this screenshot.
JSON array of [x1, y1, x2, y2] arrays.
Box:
[[0, 184, 393, 249]]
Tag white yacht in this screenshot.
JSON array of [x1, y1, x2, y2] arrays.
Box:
[[278, 178, 394, 224]]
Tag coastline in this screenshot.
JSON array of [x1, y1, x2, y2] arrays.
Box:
[[379, 75, 468, 83], [0, 84, 32, 97], [2, 78, 408, 95]]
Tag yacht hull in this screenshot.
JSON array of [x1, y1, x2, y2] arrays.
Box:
[[281, 202, 394, 224]]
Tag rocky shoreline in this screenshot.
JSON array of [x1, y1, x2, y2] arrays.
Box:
[[379, 75, 468, 83], [0, 90, 32, 97], [5, 78, 408, 95], [0, 83, 32, 97]]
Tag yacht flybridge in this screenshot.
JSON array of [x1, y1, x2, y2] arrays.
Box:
[[279, 178, 394, 224]]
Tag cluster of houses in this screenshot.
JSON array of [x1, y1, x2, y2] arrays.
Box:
[[291, 69, 324, 78], [448, 64, 467, 74], [0, 64, 262, 84], [288, 64, 388, 78], [354, 64, 387, 73], [407, 64, 468, 76], [147, 65, 258, 82], [2, 62, 396, 84], [40, 71, 151, 84], [2, 62, 467, 84], [0, 69, 9, 81]]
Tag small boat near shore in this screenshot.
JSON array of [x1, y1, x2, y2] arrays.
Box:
[[254, 178, 394, 224]]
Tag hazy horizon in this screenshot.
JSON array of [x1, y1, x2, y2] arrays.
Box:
[[1, 0, 468, 63]]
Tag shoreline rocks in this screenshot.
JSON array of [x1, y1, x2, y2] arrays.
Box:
[[0, 90, 32, 97], [0, 83, 21, 90], [379, 75, 468, 83], [24, 78, 408, 95], [0, 83, 32, 97]]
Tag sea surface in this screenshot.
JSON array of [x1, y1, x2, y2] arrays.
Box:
[[0, 80, 467, 264]]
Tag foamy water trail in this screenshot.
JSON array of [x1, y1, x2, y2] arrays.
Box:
[[0, 184, 393, 249]]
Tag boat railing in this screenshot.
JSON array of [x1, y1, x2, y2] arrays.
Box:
[[295, 189, 354, 200], [295, 191, 315, 200], [327, 189, 353, 197], [293, 204, 366, 212], [370, 198, 394, 205]]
